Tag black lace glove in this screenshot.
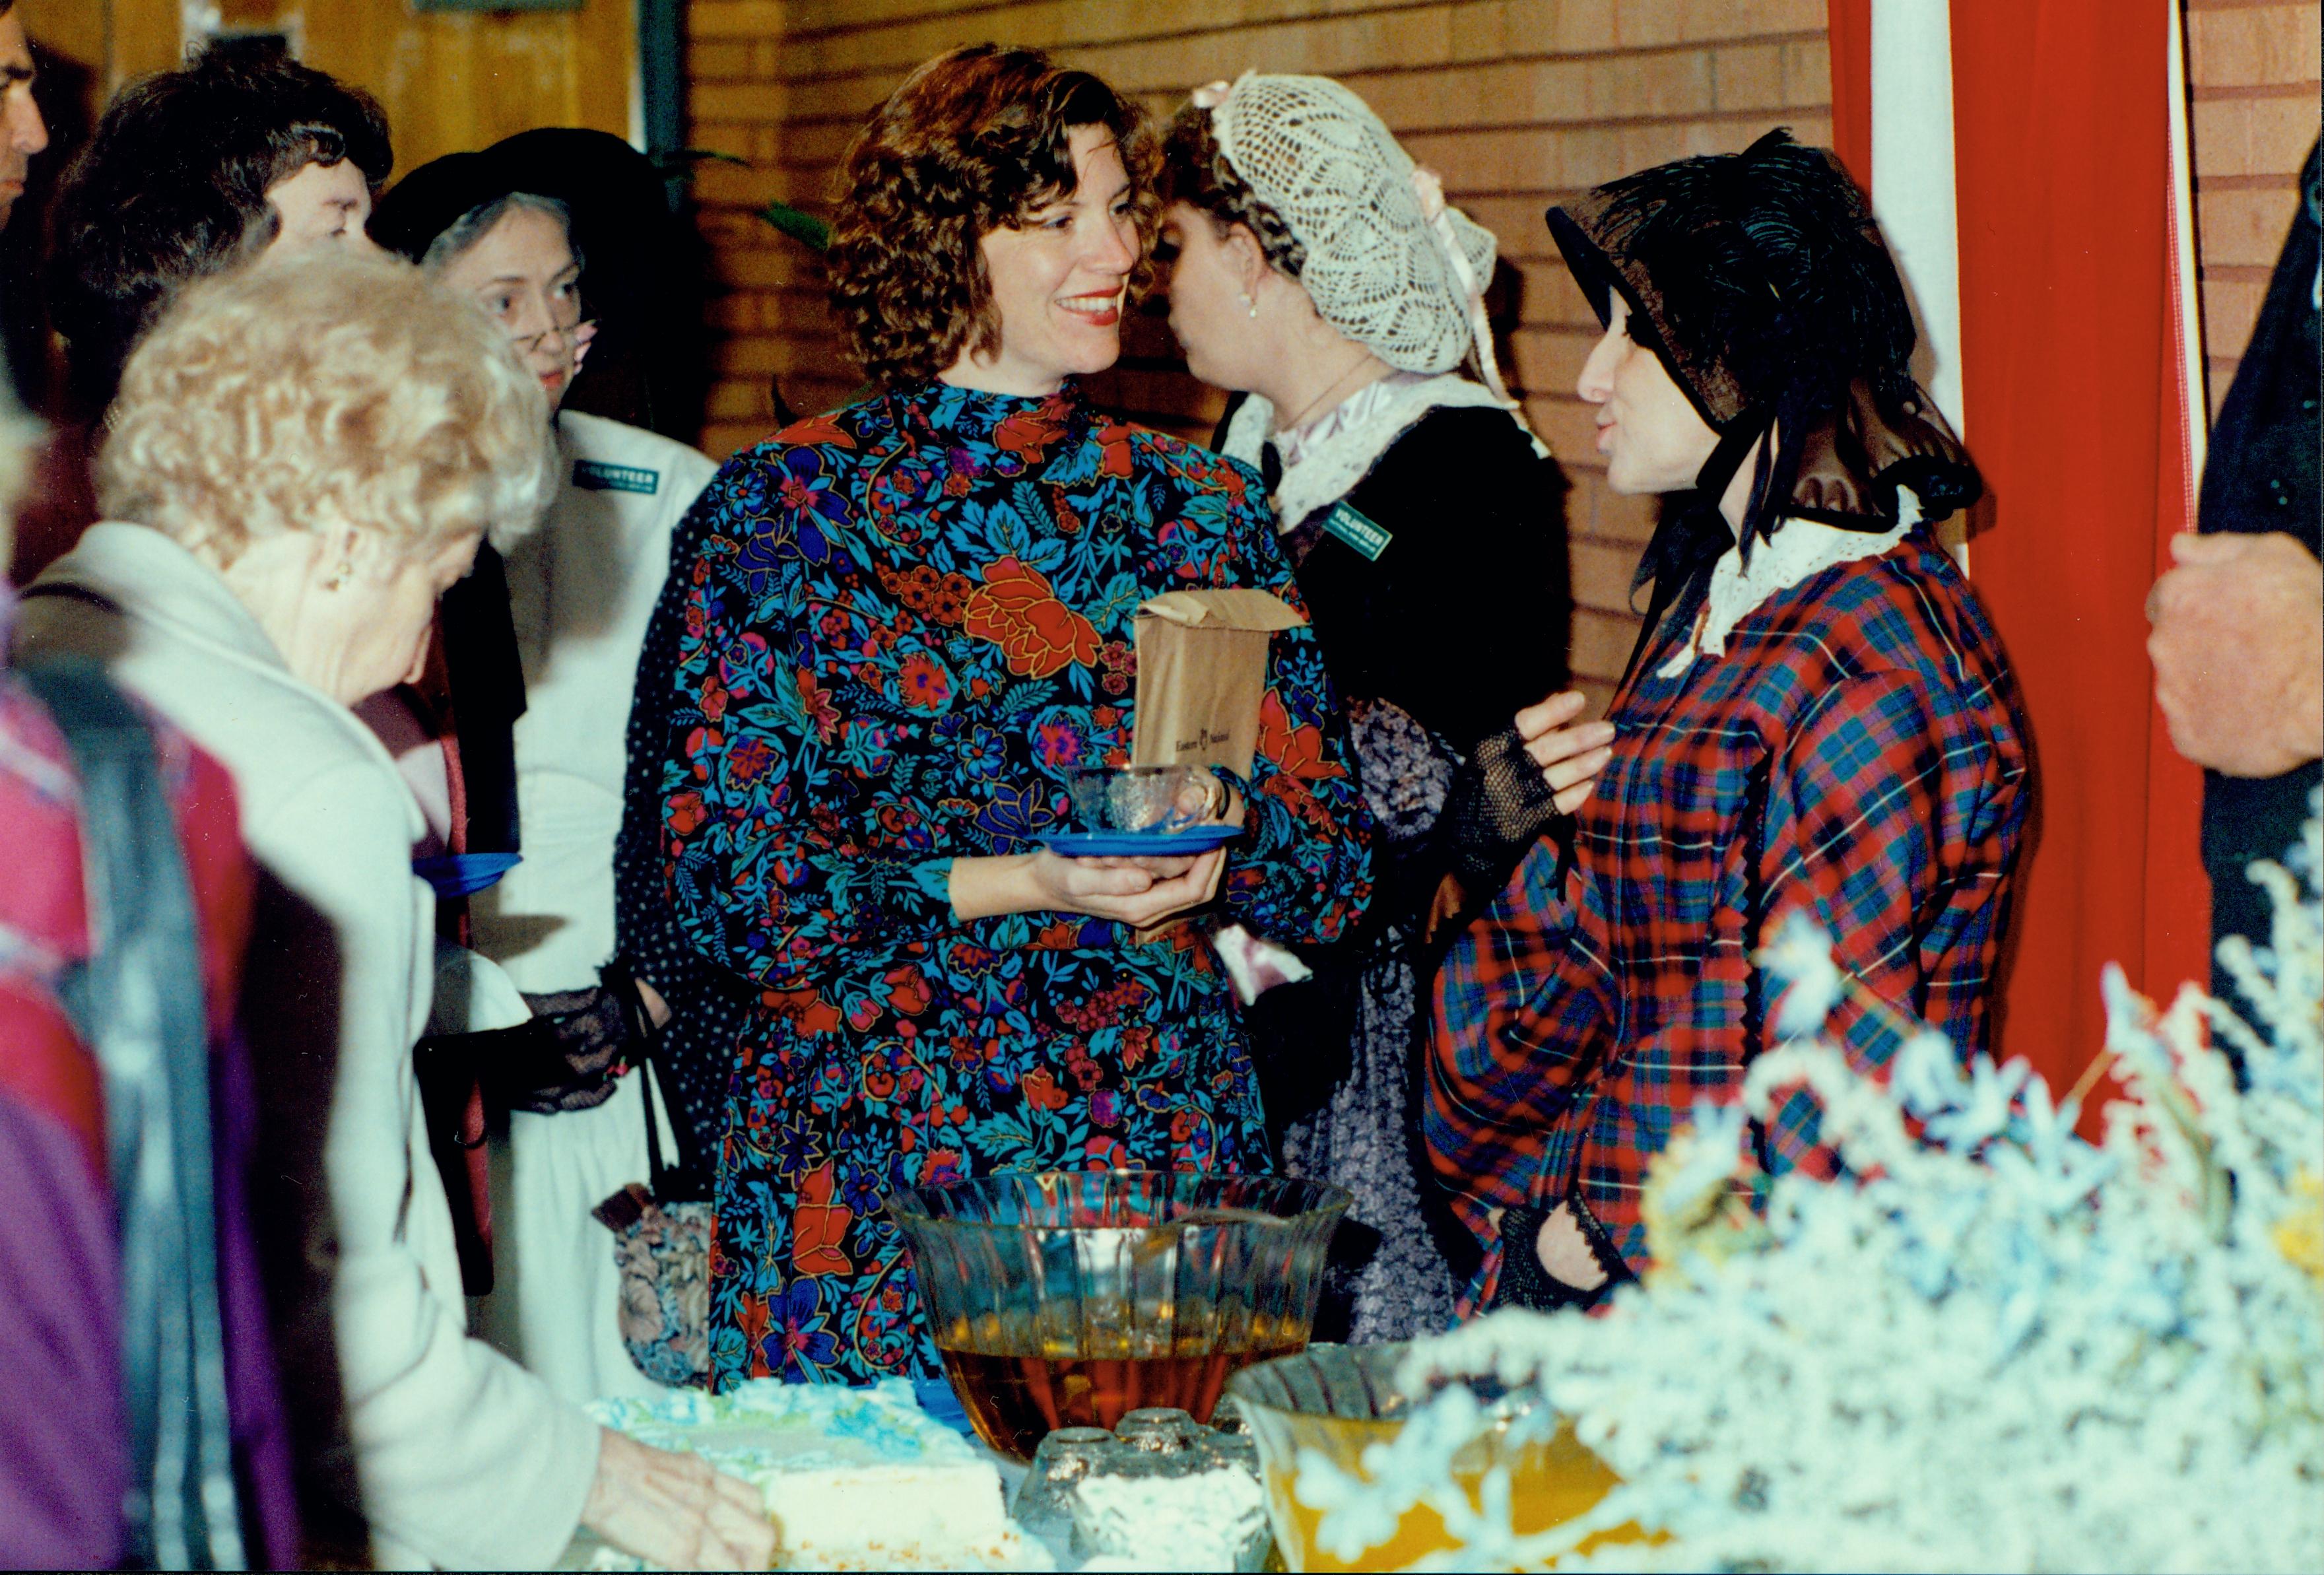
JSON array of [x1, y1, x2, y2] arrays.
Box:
[[418, 962, 659, 1117], [1487, 1202, 1633, 1314], [1444, 723, 1566, 895]]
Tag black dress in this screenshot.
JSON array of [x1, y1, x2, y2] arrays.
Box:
[[614, 494, 748, 1201], [1226, 393, 1571, 1341]]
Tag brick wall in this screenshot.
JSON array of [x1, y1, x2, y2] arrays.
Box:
[[683, 0, 1832, 709], [2185, 0, 2321, 415]]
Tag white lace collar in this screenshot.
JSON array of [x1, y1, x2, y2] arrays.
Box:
[[1222, 371, 1544, 535], [1656, 493, 1923, 678]]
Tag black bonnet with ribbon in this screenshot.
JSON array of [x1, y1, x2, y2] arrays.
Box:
[[1546, 129, 1980, 653]]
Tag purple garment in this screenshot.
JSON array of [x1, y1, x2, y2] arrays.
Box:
[[0, 1090, 128, 1567], [0, 636, 298, 1566], [0, 1038, 300, 1570], [214, 1027, 302, 1568]]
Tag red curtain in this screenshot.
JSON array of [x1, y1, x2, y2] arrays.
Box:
[[1948, 0, 2210, 1103], [1826, 0, 1873, 194]]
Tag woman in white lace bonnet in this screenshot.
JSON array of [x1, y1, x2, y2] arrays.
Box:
[[1157, 72, 1609, 1340]]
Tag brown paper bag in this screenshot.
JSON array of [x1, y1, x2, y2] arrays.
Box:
[[1128, 588, 1306, 780], [1123, 588, 1306, 943]]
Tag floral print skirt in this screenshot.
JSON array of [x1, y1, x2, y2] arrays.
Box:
[[1278, 701, 1462, 1343], [702, 939, 1276, 1388]]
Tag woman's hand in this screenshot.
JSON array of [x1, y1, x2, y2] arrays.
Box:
[[1039, 846, 1228, 925], [1483, 1203, 1609, 1292], [950, 774, 1242, 926], [1514, 690, 1616, 815], [1529, 1203, 1610, 1290], [950, 848, 1228, 927], [580, 1428, 775, 1570], [633, 976, 673, 1028]]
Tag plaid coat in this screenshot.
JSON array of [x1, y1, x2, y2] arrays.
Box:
[[1428, 529, 2029, 1302]]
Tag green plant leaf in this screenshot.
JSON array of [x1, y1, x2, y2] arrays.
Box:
[[650, 147, 752, 170], [760, 201, 834, 252]]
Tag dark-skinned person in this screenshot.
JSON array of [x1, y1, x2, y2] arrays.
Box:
[[1427, 131, 2030, 1312]]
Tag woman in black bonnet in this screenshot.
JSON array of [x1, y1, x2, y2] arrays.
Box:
[[1430, 131, 2033, 1315]]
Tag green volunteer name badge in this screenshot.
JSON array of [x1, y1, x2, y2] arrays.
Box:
[[1321, 500, 1393, 561], [573, 460, 661, 496]]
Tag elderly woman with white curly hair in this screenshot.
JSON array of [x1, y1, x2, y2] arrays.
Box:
[[13, 251, 773, 1571]]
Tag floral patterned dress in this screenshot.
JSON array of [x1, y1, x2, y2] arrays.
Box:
[[655, 380, 1374, 1387]]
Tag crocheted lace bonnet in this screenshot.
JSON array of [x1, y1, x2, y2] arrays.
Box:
[[1203, 71, 1502, 381]]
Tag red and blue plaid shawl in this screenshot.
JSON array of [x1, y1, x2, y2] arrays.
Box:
[[1428, 529, 2030, 1306]]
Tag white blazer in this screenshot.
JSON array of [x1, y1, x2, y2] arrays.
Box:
[[472, 411, 719, 991], [15, 523, 600, 1571], [457, 414, 714, 1406]]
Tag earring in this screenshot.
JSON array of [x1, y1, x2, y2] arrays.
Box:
[[1242, 290, 1258, 319], [323, 560, 352, 591]]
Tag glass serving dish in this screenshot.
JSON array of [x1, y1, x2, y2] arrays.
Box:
[[886, 1171, 1349, 1462], [1228, 1342, 1651, 1572]]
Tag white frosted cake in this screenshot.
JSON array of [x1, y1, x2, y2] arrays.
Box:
[[583, 1378, 1049, 1570]]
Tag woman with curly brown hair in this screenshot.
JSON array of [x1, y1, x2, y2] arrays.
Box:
[[640, 44, 1373, 1388]]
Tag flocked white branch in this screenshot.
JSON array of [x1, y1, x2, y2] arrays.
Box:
[[1303, 798, 2324, 1573]]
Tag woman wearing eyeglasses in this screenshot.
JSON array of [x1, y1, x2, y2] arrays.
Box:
[[366, 138, 721, 1406]]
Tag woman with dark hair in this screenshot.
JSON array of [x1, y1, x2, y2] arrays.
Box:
[[1430, 132, 2028, 1314], [1154, 74, 1601, 1343], [47, 44, 393, 415], [644, 44, 1372, 1388], [12, 44, 393, 585]]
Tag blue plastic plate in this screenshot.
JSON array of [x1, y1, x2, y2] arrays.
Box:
[[1042, 825, 1239, 858], [413, 852, 523, 898]]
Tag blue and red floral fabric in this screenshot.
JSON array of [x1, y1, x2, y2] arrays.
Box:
[[655, 380, 1373, 1386]]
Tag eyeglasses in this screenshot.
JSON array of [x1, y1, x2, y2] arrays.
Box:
[[514, 314, 594, 355]]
